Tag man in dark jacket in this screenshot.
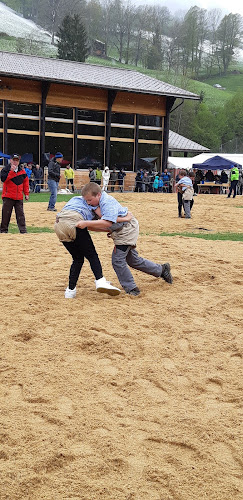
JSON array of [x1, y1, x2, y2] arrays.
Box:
[[0, 153, 29, 233], [47, 152, 63, 211]]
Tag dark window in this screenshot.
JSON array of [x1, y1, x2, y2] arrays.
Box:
[[78, 124, 105, 136], [77, 139, 104, 168], [138, 129, 162, 141], [110, 127, 134, 139], [46, 106, 73, 120], [78, 110, 105, 122], [7, 133, 39, 163], [111, 112, 134, 125], [8, 118, 39, 132], [45, 121, 73, 134], [0, 117, 3, 128], [0, 101, 3, 113], [138, 143, 162, 171], [45, 136, 73, 164], [0, 133, 3, 153], [110, 141, 134, 170], [7, 102, 39, 116], [139, 115, 162, 127]]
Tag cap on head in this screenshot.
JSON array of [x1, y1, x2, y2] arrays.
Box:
[[55, 152, 63, 158], [12, 154, 20, 160]]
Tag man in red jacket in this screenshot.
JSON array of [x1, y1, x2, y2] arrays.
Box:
[[0, 154, 29, 233]]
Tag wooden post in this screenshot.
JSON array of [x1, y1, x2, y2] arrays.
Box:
[[40, 82, 50, 167], [105, 90, 117, 167], [162, 97, 176, 172]]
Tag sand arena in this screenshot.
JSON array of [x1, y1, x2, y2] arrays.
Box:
[[0, 193, 242, 500]]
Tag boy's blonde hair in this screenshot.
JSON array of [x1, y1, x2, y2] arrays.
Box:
[[81, 182, 102, 197]]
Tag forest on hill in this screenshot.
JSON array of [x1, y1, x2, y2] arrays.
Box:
[[1, 0, 243, 152]]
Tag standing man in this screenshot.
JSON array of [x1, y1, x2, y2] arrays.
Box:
[[64, 164, 75, 192], [227, 164, 239, 198], [95, 166, 102, 185], [0, 154, 29, 233], [89, 168, 96, 182], [110, 168, 118, 192], [47, 152, 63, 211]]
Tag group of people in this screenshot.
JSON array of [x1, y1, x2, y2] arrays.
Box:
[[135, 169, 171, 193], [89, 166, 126, 192], [21, 162, 43, 193]]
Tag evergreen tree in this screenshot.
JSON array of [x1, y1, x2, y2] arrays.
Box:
[[57, 14, 88, 62]]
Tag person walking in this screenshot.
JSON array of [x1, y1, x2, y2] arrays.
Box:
[[0, 154, 29, 233], [47, 152, 63, 211], [227, 164, 239, 198]]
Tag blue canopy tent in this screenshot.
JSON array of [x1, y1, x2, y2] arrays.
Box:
[[192, 155, 242, 170]]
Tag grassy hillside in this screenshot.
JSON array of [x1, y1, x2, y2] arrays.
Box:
[[87, 56, 236, 111]]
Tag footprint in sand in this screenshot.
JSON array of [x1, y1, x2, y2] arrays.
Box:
[[177, 338, 190, 352], [57, 396, 74, 418]]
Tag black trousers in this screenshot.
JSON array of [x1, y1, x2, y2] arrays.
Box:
[[62, 228, 103, 289], [0, 197, 27, 233], [228, 180, 238, 198]]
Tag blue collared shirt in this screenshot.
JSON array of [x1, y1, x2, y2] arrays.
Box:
[[95, 191, 128, 222], [61, 196, 94, 220], [177, 176, 193, 191]]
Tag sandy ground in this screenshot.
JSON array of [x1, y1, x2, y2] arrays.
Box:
[[0, 193, 242, 500]]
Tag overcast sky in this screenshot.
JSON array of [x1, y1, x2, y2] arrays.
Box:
[[133, 0, 243, 18]]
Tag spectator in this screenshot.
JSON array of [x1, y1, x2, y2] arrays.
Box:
[[64, 164, 75, 192], [33, 164, 43, 193], [227, 164, 239, 198], [102, 166, 110, 191], [25, 163, 35, 192], [205, 169, 215, 182], [153, 174, 159, 192], [193, 169, 204, 193], [0, 154, 29, 233], [47, 152, 63, 211], [110, 168, 118, 192], [118, 169, 126, 192], [220, 170, 228, 184], [135, 170, 143, 192], [158, 175, 164, 192], [95, 166, 102, 185], [89, 168, 96, 182], [162, 170, 170, 192], [238, 171, 243, 195]]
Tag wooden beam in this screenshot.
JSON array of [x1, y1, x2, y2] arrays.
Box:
[[105, 90, 117, 167]]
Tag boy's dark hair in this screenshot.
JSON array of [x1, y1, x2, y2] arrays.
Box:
[[188, 171, 195, 178], [81, 182, 101, 196], [179, 169, 187, 176]]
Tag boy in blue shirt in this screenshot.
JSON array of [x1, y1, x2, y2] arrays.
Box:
[[78, 183, 173, 296]]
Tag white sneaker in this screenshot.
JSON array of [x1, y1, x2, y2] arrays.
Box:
[[64, 287, 77, 298], [95, 277, 121, 296]]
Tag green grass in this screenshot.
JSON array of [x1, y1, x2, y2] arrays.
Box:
[[0, 193, 77, 204], [7, 223, 53, 234], [157, 231, 243, 241]]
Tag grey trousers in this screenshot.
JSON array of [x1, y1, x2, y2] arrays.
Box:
[[112, 245, 162, 292], [183, 200, 191, 218]]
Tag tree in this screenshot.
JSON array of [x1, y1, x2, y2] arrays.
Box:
[[215, 13, 243, 74], [57, 14, 88, 61]]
